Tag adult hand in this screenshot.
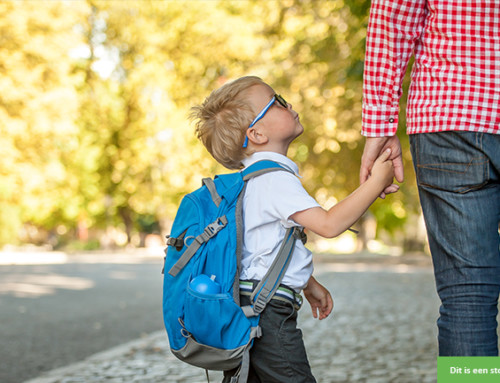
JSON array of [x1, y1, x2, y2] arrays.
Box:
[[360, 136, 404, 198]]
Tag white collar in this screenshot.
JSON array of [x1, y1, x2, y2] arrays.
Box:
[[242, 152, 301, 177]]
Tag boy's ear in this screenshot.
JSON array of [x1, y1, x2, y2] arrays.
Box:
[[246, 127, 269, 146]]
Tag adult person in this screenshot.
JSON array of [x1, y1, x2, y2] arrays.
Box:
[[360, 0, 500, 356]]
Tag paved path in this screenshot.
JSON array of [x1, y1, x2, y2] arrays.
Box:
[[0, 251, 165, 383], [24, 256, 440, 383]]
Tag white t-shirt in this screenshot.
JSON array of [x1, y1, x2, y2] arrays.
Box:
[[240, 152, 320, 292]]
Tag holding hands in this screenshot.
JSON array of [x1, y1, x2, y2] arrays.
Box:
[[360, 136, 403, 198]]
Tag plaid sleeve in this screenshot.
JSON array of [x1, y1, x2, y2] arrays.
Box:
[[361, 0, 427, 137]]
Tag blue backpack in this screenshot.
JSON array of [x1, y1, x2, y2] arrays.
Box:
[[162, 160, 305, 382]]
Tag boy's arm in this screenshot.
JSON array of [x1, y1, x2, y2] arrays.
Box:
[[291, 149, 396, 238], [303, 276, 333, 320]]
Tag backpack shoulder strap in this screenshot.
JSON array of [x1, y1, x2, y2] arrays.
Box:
[[245, 226, 304, 316], [237, 159, 305, 317], [241, 160, 294, 180], [234, 160, 295, 302], [202, 177, 221, 207]]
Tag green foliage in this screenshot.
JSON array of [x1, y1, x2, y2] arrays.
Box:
[[0, 0, 421, 248], [0, 1, 86, 242]]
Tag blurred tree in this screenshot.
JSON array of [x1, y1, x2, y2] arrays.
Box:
[[0, 1, 86, 244], [69, 0, 272, 244], [246, 0, 421, 249], [0, 0, 422, 250]]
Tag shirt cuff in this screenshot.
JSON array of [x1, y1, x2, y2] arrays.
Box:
[[361, 104, 399, 137]]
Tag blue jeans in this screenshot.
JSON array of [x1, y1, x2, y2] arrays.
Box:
[[410, 131, 500, 356]]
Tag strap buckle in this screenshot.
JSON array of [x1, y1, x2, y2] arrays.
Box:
[[201, 216, 228, 241], [293, 227, 307, 244]]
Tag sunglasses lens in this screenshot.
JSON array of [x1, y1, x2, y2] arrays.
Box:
[[275, 94, 287, 108]]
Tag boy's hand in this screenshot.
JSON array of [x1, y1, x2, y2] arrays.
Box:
[[370, 148, 399, 197], [360, 136, 403, 198], [303, 276, 333, 320]]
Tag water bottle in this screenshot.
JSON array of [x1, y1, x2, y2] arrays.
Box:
[[190, 274, 221, 294]]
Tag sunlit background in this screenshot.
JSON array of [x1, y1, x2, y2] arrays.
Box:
[[0, 0, 428, 257]]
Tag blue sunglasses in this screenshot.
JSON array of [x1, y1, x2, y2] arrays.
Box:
[[242, 94, 288, 148]]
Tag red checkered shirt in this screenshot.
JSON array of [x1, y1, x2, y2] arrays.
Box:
[[362, 0, 500, 137]]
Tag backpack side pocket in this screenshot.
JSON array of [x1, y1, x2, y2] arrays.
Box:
[[184, 284, 254, 350]]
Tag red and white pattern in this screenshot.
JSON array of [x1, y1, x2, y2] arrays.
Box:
[[362, 0, 500, 137]]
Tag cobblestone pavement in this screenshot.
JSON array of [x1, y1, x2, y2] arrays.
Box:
[[25, 257, 440, 383]]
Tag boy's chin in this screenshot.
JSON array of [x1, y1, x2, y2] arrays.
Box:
[[295, 124, 304, 137]]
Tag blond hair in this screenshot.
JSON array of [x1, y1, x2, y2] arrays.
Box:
[[191, 76, 265, 169]]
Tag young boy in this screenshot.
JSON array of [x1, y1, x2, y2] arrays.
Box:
[[191, 76, 397, 383]]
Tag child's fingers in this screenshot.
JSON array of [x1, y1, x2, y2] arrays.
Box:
[[318, 295, 333, 320], [319, 307, 330, 320], [384, 184, 400, 194], [327, 295, 334, 315], [311, 305, 318, 319], [376, 148, 392, 163]]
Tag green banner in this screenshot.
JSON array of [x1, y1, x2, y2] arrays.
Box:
[[438, 357, 500, 382]]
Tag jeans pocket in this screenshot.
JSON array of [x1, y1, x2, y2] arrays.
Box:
[[412, 132, 489, 193]]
